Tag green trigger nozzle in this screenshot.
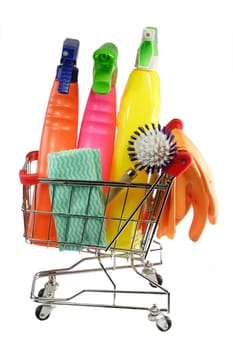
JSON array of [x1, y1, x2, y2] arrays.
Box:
[[135, 27, 158, 71], [92, 42, 118, 94]]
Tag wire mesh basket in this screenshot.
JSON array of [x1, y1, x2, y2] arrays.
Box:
[[20, 151, 174, 259]]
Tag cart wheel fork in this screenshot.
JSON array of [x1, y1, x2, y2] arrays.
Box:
[[142, 260, 163, 287], [148, 304, 172, 331], [35, 274, 58, 321]]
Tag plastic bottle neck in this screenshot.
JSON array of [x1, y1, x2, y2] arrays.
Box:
[[135, 56, 158, 71], [55, 65, 79, 83]]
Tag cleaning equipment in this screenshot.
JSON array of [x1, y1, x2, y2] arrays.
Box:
[[77, 43, 118, 181], [127, 122, 192, 234], [173, 126, 218, 223], [156, 119, 218, 241], [107, 27, 161, 249], [48, 148, 106, 251], [28, 38, 80, 247], [128, 123, 178, 174]]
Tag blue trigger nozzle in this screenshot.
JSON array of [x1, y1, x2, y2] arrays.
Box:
[[56, 38, 80, 94]]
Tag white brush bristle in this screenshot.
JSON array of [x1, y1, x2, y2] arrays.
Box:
[[135, 130, 171, 168], [128, 124, 177, 173]]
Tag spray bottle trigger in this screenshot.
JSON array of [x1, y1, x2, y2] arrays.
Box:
[[92, 42, 118, 94], [135, 27, 158, 70], [56, 38, 80, 94]]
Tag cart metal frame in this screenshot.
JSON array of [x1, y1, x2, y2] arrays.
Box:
[[20, 151, 174, 331]]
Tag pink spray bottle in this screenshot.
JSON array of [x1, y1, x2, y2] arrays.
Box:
[[77, 42, 118, 181]]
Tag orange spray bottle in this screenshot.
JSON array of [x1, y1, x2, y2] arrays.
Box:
[[28, 38, 80, 247]]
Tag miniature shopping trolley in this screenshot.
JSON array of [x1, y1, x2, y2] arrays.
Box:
[[19, 150, 191, 331]]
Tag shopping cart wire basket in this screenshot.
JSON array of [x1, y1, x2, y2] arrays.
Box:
[[19, 150, 191, 331]]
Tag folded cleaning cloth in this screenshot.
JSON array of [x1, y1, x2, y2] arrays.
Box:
[[48, 148, 106, 251]]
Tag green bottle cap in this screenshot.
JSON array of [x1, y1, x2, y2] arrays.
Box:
[[135, 27, 158, 70], [92, 42, 118, 94]]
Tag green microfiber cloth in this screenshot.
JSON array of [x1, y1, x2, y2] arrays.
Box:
[[48, 148, 106, 251]]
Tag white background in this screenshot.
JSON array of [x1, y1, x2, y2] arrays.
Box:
[[0, 0, 233, 349]]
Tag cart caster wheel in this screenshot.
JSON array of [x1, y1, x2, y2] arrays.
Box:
[[35, 305, 51, 321], [149, 273, 163, 288], [156, 315, 172, 332], [148, 305, 172, 331]]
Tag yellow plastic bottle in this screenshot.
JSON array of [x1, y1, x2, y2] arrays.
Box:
[[106, 27, 161, 250]]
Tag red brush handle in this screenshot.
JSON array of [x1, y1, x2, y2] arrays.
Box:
[[164, 150, 192, 177], [166, 118, 183, 131], [163, 118, 192, 176]]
